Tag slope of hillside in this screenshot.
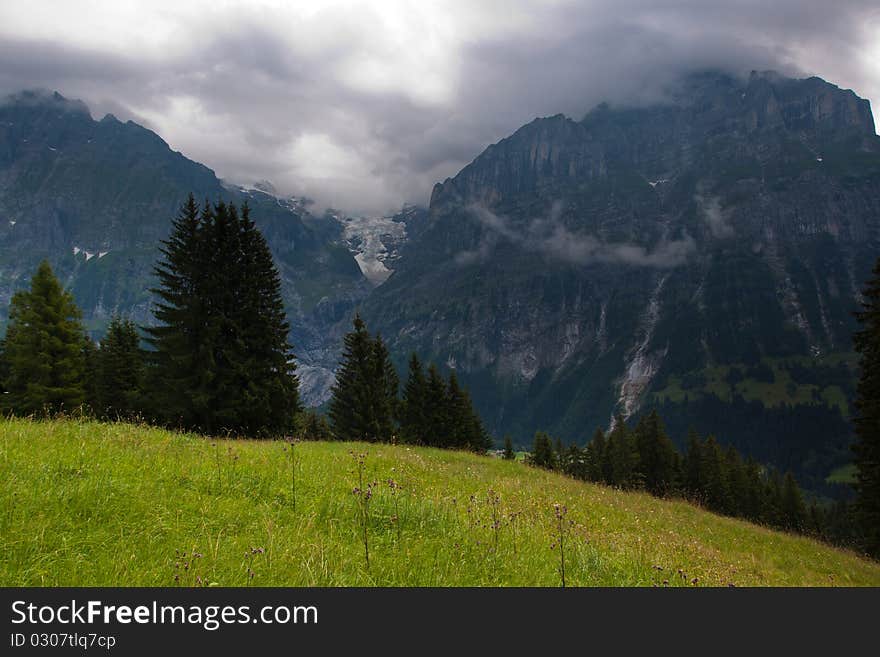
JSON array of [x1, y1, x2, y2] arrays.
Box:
[[1, 417, 877, 586]]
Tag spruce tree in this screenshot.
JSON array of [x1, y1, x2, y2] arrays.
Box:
[[531, 431, 555, 469], [370, 333, 399, 441], [702, 436, 730, 513], [95, 316, 144, 420], [424, 363, 449, 447], [298, 408, 334, 441], [503, 435, 515, 460], [585, 427, 607, 483], [683, 428, 705, 501], [634, 409, 677, 496], [853, 256, 880, 556], [328, 314, 376, 441], [2, 260, 88, 415], [400, 352, 428, 443], [147, 196, 299, 436], [607, 418, 640, 488], [145, 195, 207, 428], [781, 471, 808, 532]]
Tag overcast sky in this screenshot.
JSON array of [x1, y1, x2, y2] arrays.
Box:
[[1, 1, 878, 215]]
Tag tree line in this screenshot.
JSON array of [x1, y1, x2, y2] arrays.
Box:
[[0, 196, 299, 436], [0, 195, 490, 452], [327, 313, 492, 450], [523, 409, 861, 548]]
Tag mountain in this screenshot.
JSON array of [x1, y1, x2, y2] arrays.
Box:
[[0, 90, 369, 404], [360, 70, 880, 495]]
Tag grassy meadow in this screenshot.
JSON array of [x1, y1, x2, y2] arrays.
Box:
[[2, 417, 879, 587]]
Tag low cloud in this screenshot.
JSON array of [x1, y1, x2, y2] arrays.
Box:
[[695, 194, 734, 239], [461, 204, 696, 268], [0, 1, 877, 215]]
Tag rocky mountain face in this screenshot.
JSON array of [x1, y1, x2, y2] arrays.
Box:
[[0, 90, 369, 405], [361, 71, 880, 493]]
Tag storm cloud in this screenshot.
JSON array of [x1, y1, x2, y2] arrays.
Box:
[[1, 1, 878, 215]]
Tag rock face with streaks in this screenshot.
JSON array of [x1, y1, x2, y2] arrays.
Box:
[[360, 70, 880, 489]]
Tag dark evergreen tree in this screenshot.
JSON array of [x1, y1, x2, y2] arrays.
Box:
[[82, 336, 99, 412], [298, 408, 334, 441], [781, 471, 808, 532], [2, 260, 88, 414], [370, 334, 399, 441], [531, 431, 555, 469], [562, 444, 588, 480], [146, 197, 299, 436], [328, 314, 377, 441], [444, 370, 471, 449], [634, 409, 677, 496], [95, 316, 144, 420], [702, 436, 730, 513], [424, 363, 449, 447], [585, 427, 607, 483], [853, 255, 880, 556], [683, 428, 705, 500], [400, 352, 428, 444], [607, 418, 640, 488], [725, 446, 749, 517], [503, 435, 515, 460], [145, 195, 206, 428]]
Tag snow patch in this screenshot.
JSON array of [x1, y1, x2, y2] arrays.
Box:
[[84, 251, 95, 261], [8, 220, 15, 227], [98, 251, 109, 258], [648, 179, 668, 188], [340, 214, 408, 285], [72, 246, 81, 255]]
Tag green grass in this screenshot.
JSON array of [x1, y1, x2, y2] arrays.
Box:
[[2, 418, 879, 587], [653, 355, 854, 415], [826, 464, 858, 485]]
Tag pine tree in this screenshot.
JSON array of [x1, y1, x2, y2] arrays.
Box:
[[82, 336, 99, 412], [400, 352, 428, 443], [146, 197, 299, 436], [724, 446, 749, 518], [328, 314, 377, 441], [445, 370, 470, 449], [781, 471, 808, 532], [531, 431, 555, 469], [607, 418, 640, 489], [95, 316, 144, 420], [634, 409, 677, 496], [702, 436, 730, 513], [683, 428, 705, 501], [585, 427, 606, 483], [424, 363, 449, 447], [145, 195, 208, 428], [370, 334, 399, 442], [503, 435, 515, 460], [298, 408, 334, 441], [853, 255, 880, 556], [2, 260, 88, 415]]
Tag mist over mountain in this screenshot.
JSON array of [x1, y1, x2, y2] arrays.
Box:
[[360, 70, 880, 495]]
